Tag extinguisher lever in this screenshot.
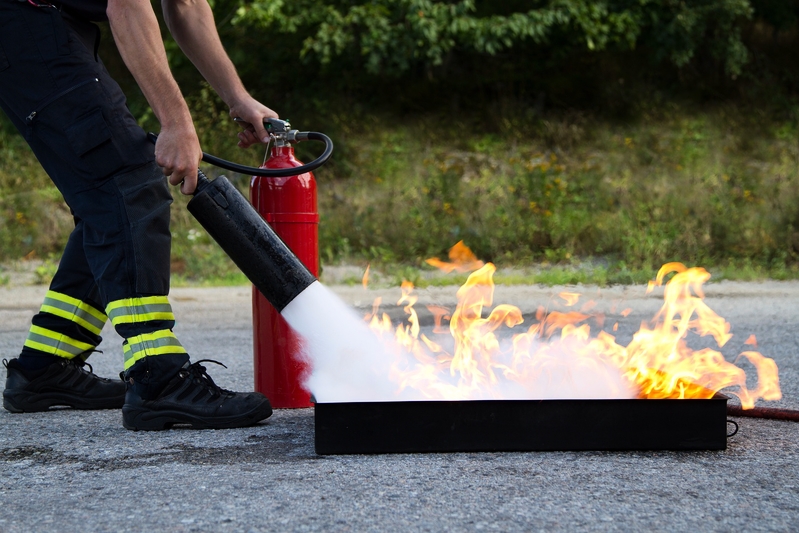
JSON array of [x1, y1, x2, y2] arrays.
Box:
[[234, 116, 291, 138]]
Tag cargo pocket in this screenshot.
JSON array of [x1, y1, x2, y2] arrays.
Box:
[[66, 107, 121, 178], [26, 78, 126, 180], [114, 164, 174, 295]]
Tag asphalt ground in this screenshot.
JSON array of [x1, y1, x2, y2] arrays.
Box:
[[1, 280, 798, 532]]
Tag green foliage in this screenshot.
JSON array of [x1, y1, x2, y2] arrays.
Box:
[[33, 256, 60, 286], [234, 0, 755, 77], [0, 118, 73, 262]]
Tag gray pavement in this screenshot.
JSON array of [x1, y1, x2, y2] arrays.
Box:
[[1, 280, 799, 532]]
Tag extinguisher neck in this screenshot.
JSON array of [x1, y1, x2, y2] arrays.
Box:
[[273, 135, 293, 148], [270, 144, 294, 158]]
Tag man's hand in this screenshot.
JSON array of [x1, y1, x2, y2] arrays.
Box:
[[229, 96, 279, 149], [154, 125, 203, 195]]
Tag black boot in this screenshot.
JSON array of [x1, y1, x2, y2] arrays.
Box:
[[3, 357, 126, 413], [122, 359, 272, 431]]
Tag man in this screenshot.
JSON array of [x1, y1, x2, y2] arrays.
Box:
[[0, 0, 275, 430]]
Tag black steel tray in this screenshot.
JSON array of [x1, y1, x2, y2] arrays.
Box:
[[314, 395, 729, 454]]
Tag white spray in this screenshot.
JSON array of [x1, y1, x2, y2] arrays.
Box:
[[280, 281, 635, 402]]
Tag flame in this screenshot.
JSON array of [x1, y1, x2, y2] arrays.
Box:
[[426, 305, 451, 334], [559, 292, 581, 306], [425, 240, 485, 273], [365, 247, 781, 408]]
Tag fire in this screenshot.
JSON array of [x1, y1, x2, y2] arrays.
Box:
[[425, 240, 485, 273], [365, 245, 781, 408], [558, 292, 581, 306]]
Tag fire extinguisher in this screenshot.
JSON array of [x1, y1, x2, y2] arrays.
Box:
[[250, 119, 320, 408], [148, 119, 333, 409]]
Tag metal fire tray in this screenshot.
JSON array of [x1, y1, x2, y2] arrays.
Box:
[[314, 395, 729, 454]]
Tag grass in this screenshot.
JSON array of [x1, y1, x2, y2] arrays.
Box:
[[2, 100, 799, 288], [316, 105, 799, 273]]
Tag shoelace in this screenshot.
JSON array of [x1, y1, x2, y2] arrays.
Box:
[[185, 359, 234, 398], [69, 348, 105, 375], [65, 358, 115, 382]]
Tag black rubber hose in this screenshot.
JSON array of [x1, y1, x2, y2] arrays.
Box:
[[147, 131, 334, 177]]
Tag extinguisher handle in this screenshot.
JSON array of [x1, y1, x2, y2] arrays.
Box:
[[146, 131, 334, 178]]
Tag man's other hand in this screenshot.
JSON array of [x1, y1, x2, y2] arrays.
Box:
[[229, 96, 279, 149]]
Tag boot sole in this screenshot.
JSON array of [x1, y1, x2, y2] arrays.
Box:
[[3, 389, 125, 413], [122, 401, 273, 431]]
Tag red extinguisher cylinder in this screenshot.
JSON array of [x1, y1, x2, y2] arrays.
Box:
[[250, 144, 318, 408]]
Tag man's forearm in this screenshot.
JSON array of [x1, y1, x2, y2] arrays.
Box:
[[161, 0, 278, 145], [106, 0, 193, 131], [106, 0, 203, 193], [161, 0, 249, 108]]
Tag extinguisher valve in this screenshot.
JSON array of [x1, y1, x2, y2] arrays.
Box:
[[234, 117, 324, 148], [263, 118, 304, 147]]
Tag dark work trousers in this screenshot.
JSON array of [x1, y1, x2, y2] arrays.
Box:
[[0, 0, 189, 385]]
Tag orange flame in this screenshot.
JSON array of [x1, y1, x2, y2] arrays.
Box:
[[744, 334, 757, 349], [559, 292, 581, 306], [366, 248, 781, 408], [427, 305, 451, 334], [425, 241, 485, 273]]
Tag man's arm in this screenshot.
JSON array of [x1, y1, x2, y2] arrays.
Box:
[[161, 0, 278, 149], [106, 0, 202, 194]]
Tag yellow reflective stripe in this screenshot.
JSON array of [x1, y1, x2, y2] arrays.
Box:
[[40, 291, 106, 335], [24, 325, 95, 359], [106, 296, 175, 327], [24, 340, 75, 358], [122, 330, 186, 370], [45, 291, 107, 322], [40, 305, 104, 335]]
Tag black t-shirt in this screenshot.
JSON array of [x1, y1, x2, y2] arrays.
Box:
[[60, 0, 108, 21]]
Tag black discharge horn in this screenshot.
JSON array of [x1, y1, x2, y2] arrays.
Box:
[[187, 172, 316, 312]]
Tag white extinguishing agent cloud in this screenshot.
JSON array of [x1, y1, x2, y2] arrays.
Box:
[[281, 281, 636, 402]]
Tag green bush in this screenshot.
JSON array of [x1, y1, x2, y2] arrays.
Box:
[[234, 0, 754, 76]]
